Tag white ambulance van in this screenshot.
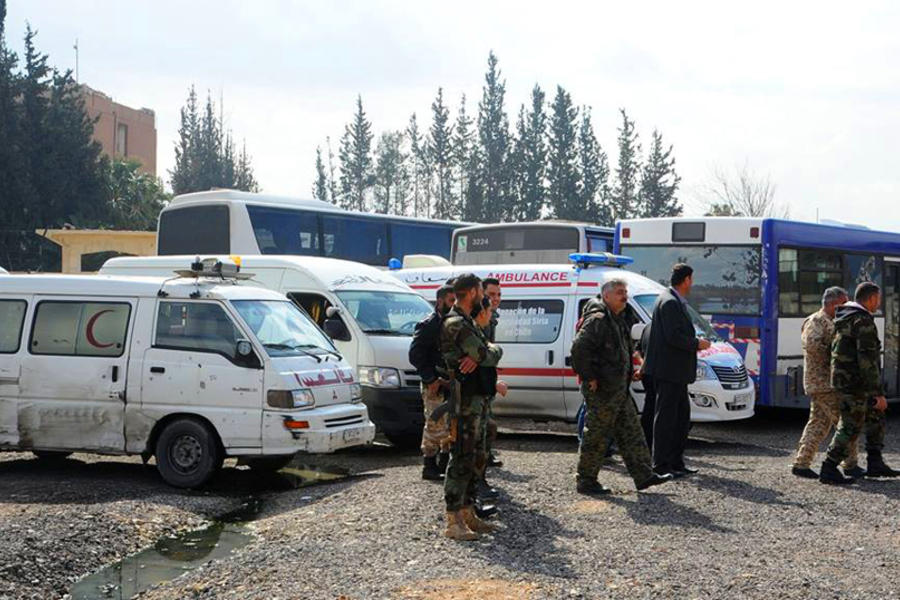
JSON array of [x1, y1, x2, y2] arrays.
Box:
[[0, 259, 375, 488], [100, 255, 435, 448], [395, 253, 755, 423]]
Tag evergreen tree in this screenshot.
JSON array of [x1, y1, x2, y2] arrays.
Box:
[[170, 86, 198, 195], [577, 107, 612, 224], [476, 51, 511, 221], [452, 95, 476, 221], [18, 25, 49, 227], [338, 95, 374, 211], [639, 129, 682, 217], [0, 0, 26, 227], [312, 146, 329, 202], [234, 140, 258, 192], [546, 86, 579, 221], [428, 87, 455, 219], [612, 108, 641, 220], [406, 113, 431, 217], [511, 84, 547, 221], [374, 130, 407, 214], [325, 136, 338, 204]]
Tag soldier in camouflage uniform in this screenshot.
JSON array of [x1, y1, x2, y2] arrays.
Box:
[[440, 274, 504, 540], [570, 278, 672, 495], [791, 287, 862, 478], [821, 282, 900, 484]]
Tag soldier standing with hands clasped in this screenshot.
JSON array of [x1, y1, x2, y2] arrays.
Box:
[[440, 274, 504, 540], [820, 282, 900, 484], [571, 278, 672, 495]]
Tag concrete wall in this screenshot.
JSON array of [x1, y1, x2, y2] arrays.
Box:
[[39, 229, 157, 274]]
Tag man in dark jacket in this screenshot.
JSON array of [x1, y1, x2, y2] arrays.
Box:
[[820, 281, 900, 484], [570, 278, 671, 495], [643, 264, 711, 477], [637, 322, 656, 449], [409, 284, 456, 480]]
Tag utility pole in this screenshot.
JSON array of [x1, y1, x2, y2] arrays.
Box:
[[73, 38, 79, 82]]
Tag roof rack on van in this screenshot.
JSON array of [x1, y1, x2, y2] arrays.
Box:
[[569, 252, 634, 269], [174, 257, 254, 281]]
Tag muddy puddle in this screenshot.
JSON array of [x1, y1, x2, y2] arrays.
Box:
[[70, 465, 349, 599]]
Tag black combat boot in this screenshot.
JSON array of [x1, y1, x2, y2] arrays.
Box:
[[576, 478, 611, 496], [487, 452, 503, 468], [475, 499, 498, 519], [843, 465, 867, 478], [865, 452, 900, 478], [437, 452, 449, 473], [818, 458, 855, 484], [636, 472, 674, 491], [477, 479, 500, 500], [791, 466, 819, 479], [422, 455, 444, 481]]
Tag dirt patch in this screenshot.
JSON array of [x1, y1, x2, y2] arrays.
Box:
[[571, 499, 617, 514], [396, 578, 540, 600]]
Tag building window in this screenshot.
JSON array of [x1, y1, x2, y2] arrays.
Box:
[[116, 123, 128, 156]]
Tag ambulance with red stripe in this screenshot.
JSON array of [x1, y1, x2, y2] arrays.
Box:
[[0, 259, 375, 488], [396, 253, 755, 423]]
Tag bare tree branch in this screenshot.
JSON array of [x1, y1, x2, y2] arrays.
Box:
[[702, 162, 789, 218]]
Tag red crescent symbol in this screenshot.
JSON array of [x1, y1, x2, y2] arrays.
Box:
[[86, 310, 115, 348]]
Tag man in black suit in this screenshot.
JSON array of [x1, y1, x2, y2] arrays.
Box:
[[636, 322, 656, 450], [643, 264, 711, 477]]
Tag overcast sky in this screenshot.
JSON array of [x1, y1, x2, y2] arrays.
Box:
[[6, 1, 900, 230]]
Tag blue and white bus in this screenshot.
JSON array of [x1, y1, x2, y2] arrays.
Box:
[[157, 190, 468, 267], [616, 217, 900, 408], [451, 221, 615, 265]]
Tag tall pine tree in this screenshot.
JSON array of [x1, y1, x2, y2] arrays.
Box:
[[406, 113, 432, 217], [312, 146, 329, 202], [546, 86, 579, 221], [476, 51, 511, 221], [374, 130, 407, 214], [577, 108, 612, 224], [611, 108, 641, 220], [428, 88, 455, 219], [511, 84, 547, 221], [338, 95, 374, 211], [452, 95, 476, 221], [638, 129, 682, 217]]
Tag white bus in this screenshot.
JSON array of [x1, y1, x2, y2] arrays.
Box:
[[451, 222, 615, 265], [616, 217, 900, 408], [157, 190, 468, 268]]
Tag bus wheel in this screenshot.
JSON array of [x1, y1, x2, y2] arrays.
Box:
[[384, 432, 422, 450], [32, 450, 73, 461], [155, 418, 222, 488], [246, 455, 294, 472]]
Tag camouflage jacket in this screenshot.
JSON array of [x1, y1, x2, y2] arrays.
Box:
[[570, 298, 633, 395], [831, 302, 883, 396], [441, 305, 503, 395], [801, 308, 835, 394]]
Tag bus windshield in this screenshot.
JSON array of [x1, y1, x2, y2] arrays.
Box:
[[232, 300, 337, 357], [633, 294, 720, 341], [336, 291, 433, 336], [623, 245, 761, 315]]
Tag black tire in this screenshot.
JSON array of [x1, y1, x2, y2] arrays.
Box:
[[32, 450, 73, 461], [245, 455, 294, 472], [384, 431, 422, 450], [155, 418, 222, 489]]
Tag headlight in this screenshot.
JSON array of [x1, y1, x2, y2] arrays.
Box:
[[691, 393, 718, 408], [695, 360, 716, 381], [267, 388, 316, 409], [358, 366, 401, 388], [349, 383, 363, 402]]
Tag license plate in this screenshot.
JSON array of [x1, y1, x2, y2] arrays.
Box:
[[343, 428, 362, 442], [736, 393, 752, 404]]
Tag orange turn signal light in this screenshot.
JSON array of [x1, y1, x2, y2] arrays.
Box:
[[283, 419, 310, 430]]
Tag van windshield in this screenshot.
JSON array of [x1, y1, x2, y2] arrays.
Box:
[[633, 294, 719, 341], [336, 291, 433, 336], [232, 300, 338, 357]]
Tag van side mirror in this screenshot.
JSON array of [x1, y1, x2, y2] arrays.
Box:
[[323, 317, 352, 342], [235, 339, 261, 369], [325, 306, 341, 319], [630, 323, 646, 343]]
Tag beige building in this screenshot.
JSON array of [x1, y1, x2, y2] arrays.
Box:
[[82, 85, 157, 176], [38, 229, 157, 274]]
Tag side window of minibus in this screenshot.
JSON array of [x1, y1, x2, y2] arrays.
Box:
[[287, 293, 333, 327], [0, 300, 28, 353], [30, 301, 130, 356], [154, 301, 242, 360]]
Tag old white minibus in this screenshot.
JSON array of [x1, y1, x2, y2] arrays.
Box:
[[0, 259, 374, 487]]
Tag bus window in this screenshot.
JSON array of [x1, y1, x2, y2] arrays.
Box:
[[390, 222, 453, 259], [586, 235, 610, 253], [624, 245, 761, 315], [845, 254, 881, 290], [246, 205, 321, 255], [158, 205, 230, 255], [322, 215, 388, 265]]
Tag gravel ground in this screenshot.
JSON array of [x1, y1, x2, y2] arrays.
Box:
[[2, 410, 900, 599]]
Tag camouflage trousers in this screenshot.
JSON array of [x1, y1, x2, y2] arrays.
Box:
[[576, 384, 653, 486], [480, 398, 498, 478], [794, 392, 859, 469], [420, 383, 450, 458], [444, 395, 489, 511], [826, 394, 887, 464]]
